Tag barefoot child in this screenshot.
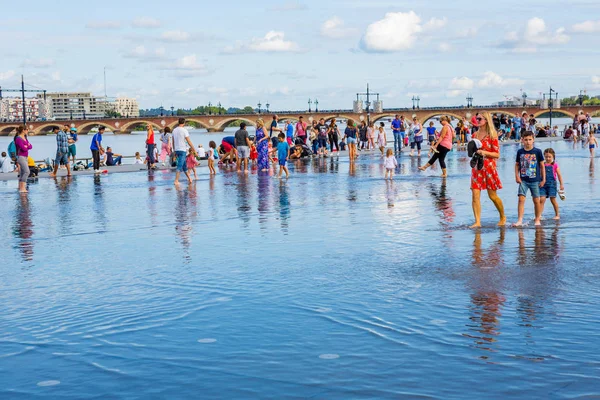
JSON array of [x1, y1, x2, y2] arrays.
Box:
[[383, 148, 398, 179], [277, 133, 290, 178], [540, 148, 564, 220], [377, 122, 387, 156], [186, 147, 199, 180], [514, 131, 546, 227], [588, 133, 597, 157], [208, 140, 217, 175]]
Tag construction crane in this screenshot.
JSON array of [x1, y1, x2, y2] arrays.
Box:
[[0, 75, 47, 126]]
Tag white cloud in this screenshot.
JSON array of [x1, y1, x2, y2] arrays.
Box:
[[0, 70, 15, 81], [86, 21, 121, 29], [438, 42, 451, 52], [423, 17, 447, 31], [478, 71, 524, 88], [125, 46, 166, 61], [456, 26, 478, 38], [447, 90, 466, 98], [224, 31, 300, 53], [321, 16, 357, 39], [501, 18, 569, 53], [591, 76, 600, 89], [164, 54, 212, 78], [361, 11, 423, 52], [132, 17, 161, 29], [161, 30, 191, 42], [572, 20, 600, 33], [21, 58, 55, 68], [449, 77, 474, 90]]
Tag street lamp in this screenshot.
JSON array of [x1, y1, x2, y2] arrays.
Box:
[[218, 102, 222, 115], [579, 90, 584, 106], [522, 92, 528, 107], [315, 99, 319, 112], [466, 94, 473, 108], [160, 105, 164, 117], [266, 102, 270, 113], [257, 102, 262, 114], [208, 102, 212, 115], [548, 86, 556, 131], [171, 105, 174, 116], [412, 96, 416, 110], [416, 96, 421, 109], [308, 98, 312, 112]]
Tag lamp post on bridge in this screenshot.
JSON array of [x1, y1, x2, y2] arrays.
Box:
[[208, 102, 212, 115], [171, 105, 174, 116], [522, 92, 528, 107], [218, 102, 222, 115], [257, 102, 262, 114], [266, 102, 270, 113], [159, 105, 164, 117], [548, 86, 557, 131], [308, 98, 312, 113], [579, 90, 585, 106], [356, 84, 378, 124], [416, 96, 420, 109], [466, 94, 473, 108], [315, 99, 319, 113]]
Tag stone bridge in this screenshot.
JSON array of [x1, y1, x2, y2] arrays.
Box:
[[1, 106, 598, 136]]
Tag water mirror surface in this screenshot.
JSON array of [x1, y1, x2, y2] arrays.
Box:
[[1, 140, 599, 399]]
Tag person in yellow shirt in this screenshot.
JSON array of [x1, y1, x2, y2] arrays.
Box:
[[26, 156, 39, 177]]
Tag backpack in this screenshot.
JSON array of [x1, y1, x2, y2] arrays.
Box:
[[8, 141, 16, 158]]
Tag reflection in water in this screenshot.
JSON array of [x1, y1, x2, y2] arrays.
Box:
[[277, 180, 290, 233], [93, 175, 106, 230], [465, 230, 506, 359], [174, 183, 197, 263], [54, 177, 74, 230], [428, 181, 455, 226], [236, 174, 252, 229], [257, 175, 272, 231], [12, 195, 35, 262], [147, 172, 158, 227], [385, 180, 395, 208]]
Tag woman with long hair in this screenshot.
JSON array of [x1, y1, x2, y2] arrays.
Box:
[[14, 126, 32, 193], [256, 118, 270, 171], [159, 127, 173, 164], [327, 118, 340, 153], [469, 112, 506, 228], [344, 119, 359, 160], [146, 123, 156, 169], [419, 115, 453, 177]]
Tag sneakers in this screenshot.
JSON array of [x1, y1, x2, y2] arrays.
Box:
[[94, 169, 101, 174], [470, 154, 484, 170]]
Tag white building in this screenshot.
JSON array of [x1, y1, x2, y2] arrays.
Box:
[[0, 97, 50, 122], [37, 92, 109, 120], [112, 97, 139, 117], [493, 96, 538, 107]]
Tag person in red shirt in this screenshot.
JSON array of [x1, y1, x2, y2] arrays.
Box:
[[471, 112, 479, 133]]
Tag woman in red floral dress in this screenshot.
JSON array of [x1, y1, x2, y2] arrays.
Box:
[[470, 112, 506, 228]]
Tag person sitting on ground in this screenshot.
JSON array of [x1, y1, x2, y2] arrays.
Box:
[[27, 155, 39, 177], [134, 151, 144, 164], [104, 147, 123, 166], [0, 151, 14, 173], [197, 144, 207, 160], [290, 144, 304, 160]]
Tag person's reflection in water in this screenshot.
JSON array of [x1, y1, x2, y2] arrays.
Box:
[[277, 180, 290, 233], [515, 228, 562, 355], [92, 175, 107, 230], [236, 173, 252, 229], [428, 181, 456, 226], [590, 158, 595, 182], [385, 180, 395, 208], [12, 195, 35, 263], [147, 172, 158, 227], [465, 229, 506, 360], [54, 176, 74, 230], [329, 156, 339, 174], [257, 174, 272, 232], [174, 183, 197, 263]]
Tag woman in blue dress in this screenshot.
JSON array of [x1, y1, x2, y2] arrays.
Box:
[[256, 118, 270, 171]]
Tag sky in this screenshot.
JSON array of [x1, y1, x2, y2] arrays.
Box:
[[1, 0, 600, 110]]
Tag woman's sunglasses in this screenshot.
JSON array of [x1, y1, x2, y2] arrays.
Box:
[[476, 117, 484, 122]]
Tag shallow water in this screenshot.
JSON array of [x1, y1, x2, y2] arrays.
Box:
[[1, 140, 599, 399]]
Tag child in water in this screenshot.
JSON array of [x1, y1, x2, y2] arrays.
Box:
[[186, 147, 199, 180], [383, 148, 398, 179], [208, 141, 217, 175], [588, 134, 597, 157], [377, 122, 387, 156], [134, 152, 144, 165], [277, 133, 290, 179], [539, 148, 564, 220], [249, 142, 258, 166]]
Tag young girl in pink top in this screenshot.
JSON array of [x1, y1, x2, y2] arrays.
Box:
[[186, 147, 199, 180]]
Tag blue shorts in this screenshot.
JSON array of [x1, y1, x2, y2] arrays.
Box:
[[55, 151, 69, 166], [539, 184, 557, 198], [518, 181, 541, 198], [175, 151, 188, 172], [279, 158, 287, 166], [318, 138, 328, 149], [347, 137, 356, 144]]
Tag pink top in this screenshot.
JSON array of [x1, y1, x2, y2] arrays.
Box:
[[15, 136, 32, 157], [438, 125, 454, 149]]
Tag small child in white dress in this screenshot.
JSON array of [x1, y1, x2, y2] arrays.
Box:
[[383, 148, 398, 179]]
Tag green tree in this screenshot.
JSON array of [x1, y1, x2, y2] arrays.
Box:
[[105, 110, 122, 118], [242, 106, 255, 114]]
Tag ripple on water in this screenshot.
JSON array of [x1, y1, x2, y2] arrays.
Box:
[[319, 354, 340, 360], [197, 338, 217, 343], [37, 380, 60, 387]]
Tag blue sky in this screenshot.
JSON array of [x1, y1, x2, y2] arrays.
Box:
[[2, 0, 600, 110]]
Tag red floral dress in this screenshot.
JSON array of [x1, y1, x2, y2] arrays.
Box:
[[471, 136, 502, 191]]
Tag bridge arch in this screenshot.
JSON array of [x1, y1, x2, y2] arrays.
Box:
[[34, 123, 63, 135], [74, 122, 118, 135], [214, 117, 257, 131], [418, 112, 465, 125], [322, 115, 356, 124], [0, 125, 19, 135], [487, 110, 517, 118], [591, 109, 600, 118], [184, 118, 211, 130], [119, 120, 163, 133], [532, 109, 575, 119]]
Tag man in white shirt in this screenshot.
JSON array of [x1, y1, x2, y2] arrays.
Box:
[[0, 151, 14, 173], [172, 117, 198, 185]]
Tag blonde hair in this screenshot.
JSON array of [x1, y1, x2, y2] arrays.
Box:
[[386, 148, 394, 157], [479, 112, 498, 140], [256, 118, 265, 129]]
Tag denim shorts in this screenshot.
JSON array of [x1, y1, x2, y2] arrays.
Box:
[[55, 151, 69, 166], [318, 138, 328, 149], [175, 150, 188, 172], [539, 184, 557, 198], [347, 137, 356, 144], [518, 181, 541, 198]]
